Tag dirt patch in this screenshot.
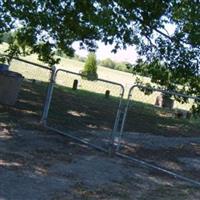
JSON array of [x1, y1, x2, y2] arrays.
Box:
[[117, 132, 200, 181], [1, 127, 200, 200]]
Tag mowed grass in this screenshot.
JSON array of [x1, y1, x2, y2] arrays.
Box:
[[48, 82, 121, 132], [0, 42, 195, 110], [1, 43, 139, 88], [0, 78, 199, 137], [125, 101, 200, 136], [50, 85, 200, 136], [1, 43, 200, 136]]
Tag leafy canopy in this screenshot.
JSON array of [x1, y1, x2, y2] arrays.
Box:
[[0, 1, 184, 61], [0, 1, 199, 95]]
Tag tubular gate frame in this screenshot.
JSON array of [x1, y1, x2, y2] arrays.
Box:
[[3, 56, 200, 187], [41, 68, 125, 151], [115, 84, 200, 150]]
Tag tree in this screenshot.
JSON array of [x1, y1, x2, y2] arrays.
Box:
[[0, 1, 186, 63], [134, 1, 200, 97], [82, 53, 98, 81], [0, 32, 12, 43], [0, 1, 199, 95], [101, 58, 116, 69]]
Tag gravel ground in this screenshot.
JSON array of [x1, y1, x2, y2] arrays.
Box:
[[1, 126, 200, 200], [60, 130, 200, 150], [57, 130, 200, 179], [121, 132, 200, 150]]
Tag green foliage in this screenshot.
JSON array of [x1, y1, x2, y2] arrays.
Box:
[[100, 58, 132, 73], [0, 32, 12, 43], [82, 53, 98, 81], [101, 58, 116, 69], [0, 1, 198, 66], [133, 60, 174, 89], [133, 59, 200, 113], [56, 52, 133, 74], [115, 62, 132, 73], [73, 54, 86, 62], [0, 0, 199, 97]]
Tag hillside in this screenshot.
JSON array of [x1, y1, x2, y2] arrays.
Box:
[[0, 43, 195, 110]]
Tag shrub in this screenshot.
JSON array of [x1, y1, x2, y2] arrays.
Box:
[[81, 53, 98, 80], [101, 58, 116, 69], [74, 54, 86, 62]]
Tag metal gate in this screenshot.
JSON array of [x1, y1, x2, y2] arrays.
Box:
[[41, 68, 125, 151], [114, 84, 200, 185]]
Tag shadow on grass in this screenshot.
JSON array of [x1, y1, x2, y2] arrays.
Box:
[[125, 101, 200, 137], [48, 85, 120, 132], [0, 80, 48, 129], [0, 79, 199, 136]]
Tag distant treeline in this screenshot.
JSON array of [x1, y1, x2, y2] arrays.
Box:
[[0, 33, 133, 73], [56, 51, 133, 73], [98, 58, 133, 73]]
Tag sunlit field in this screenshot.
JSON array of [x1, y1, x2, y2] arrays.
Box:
[[0, 43, 196, 110]]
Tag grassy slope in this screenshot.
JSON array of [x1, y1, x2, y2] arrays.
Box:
[[1, 45, 198, 134], [0, 43, 141, 86], [0, 79, 199, 137], [1, 43, 194, 110]]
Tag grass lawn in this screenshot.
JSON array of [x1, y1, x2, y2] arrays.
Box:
[[0, 58, 200, 198], [1, 42, 197, 109], [125, 101, 200, 136], [0, 79, 200, 197], [1, 78, 199, 137]]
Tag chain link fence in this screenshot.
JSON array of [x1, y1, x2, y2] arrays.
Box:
[[45, 69, 124, 149], [113, 84, 200, 182], [1, 57, 200, 185]]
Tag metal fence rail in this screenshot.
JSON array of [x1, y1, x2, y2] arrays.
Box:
[[1, 56, 200, 186], [112, 84, 200, 185], [43, 68, 125, 151], [5, 57, 53, 122], [115, 84, 200, 148]]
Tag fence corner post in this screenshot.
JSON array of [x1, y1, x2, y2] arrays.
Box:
[[109, 86, 125, 156], [40, 66, 56, 126]]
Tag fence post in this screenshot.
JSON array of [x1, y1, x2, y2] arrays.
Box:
[[115, 87, 134, 151], [109, 87, 125, 156], [40, 66, 56, 126]]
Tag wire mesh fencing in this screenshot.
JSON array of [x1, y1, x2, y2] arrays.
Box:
[[114, 84, 200, 181], [6, 57, 52, 123], [46, 69, 124, 149]]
